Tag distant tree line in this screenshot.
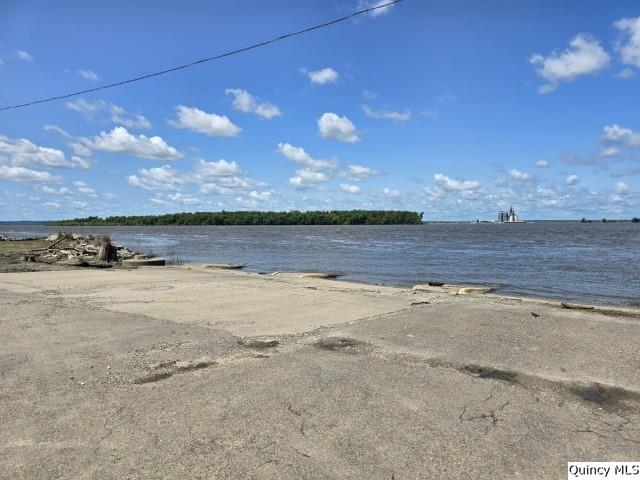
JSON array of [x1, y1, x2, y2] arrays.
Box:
[[51, 210, 424, 226], [581, 217, 640, 223]]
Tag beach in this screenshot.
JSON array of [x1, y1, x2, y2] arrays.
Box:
[[1, 265, 639, 479]]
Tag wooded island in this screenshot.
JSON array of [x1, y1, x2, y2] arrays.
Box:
[[52, 210, 424, 226]]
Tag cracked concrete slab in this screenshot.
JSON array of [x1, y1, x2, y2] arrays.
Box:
[[1, 268, 639, 479]]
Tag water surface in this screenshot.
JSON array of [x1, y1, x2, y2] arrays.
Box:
[[2, 222, 638, 306]]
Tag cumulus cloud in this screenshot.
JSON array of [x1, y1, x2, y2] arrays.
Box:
[[66, 99, 152, 129], [192, 159, 259, 194], [236, 191, 276, 208], [165, 192, 199, 205], [380, 187, 400, 198], [599, 146, 620, 158], [225, 88, 281, 119], [306, 67, 339, 85], [340, 183, 361, 194], [0, 134, 90, 169], [127, 165, 184, 190], [529, 34, 610, 93], [43, 201, 61, 208], [508, 169, 532, 181], [615, 16, 640, 68], [565, 174, 579, 185], [602, 124, 640, 147], [194, 159, 240, 178], [342, 164, 380, 181], [77, 69, 99, 81], [536, 159, 549, 168], [289, 169, 330, 187], [15, 50, 33, 62], [248, 190, 274, 201], [362, 104, 411, 122], [276, 143, 336, 170], [110, 105, 152, 130], [90, 127, 181, 160], [127, 158, 260, 196], [433, 173, 481, 191], [73, 180, 97, 197], [235, 196, 259, 208], [170, 105, 241, 137], [317, 113, 360, 143], [0, 165, 61, 183], [66, 99, 105, 117]]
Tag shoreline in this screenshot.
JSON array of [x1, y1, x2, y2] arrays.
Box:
[[1, 231, 637, 308]]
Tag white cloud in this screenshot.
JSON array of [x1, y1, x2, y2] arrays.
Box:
[[615, 16, 640, 68], [15, 50, 33, 62], [362, 104, 411, 122], [127, 159, 259, 196], [508, 169, 532, 181], [614, 181, 630, 194], [0, 135, 90, 169], [110, 105, 152, 130], [565, 174, 579, 185], [127, 165, 184, 190], [149, 192, 200, 206], [235, 196, 259, 208], [602, 124, 640, 147], [73, 180, 97, 197], [434, 173, 481, 191], [317, 113, 360, 143], [359, 0, 395, 17], [599, 146, 619, 158], [529, 34, 610, 93], [343, 164, 380, 181], [225, 88, 281, 119], [43, 201, 61, 208], [77, 69, 99, 81], [340, 183, 361, 194], [66, 99, 152, 129], [536, 159, 549, 168], [66, 99, 106, 116], [90, 127, 181, 160], [307, 67, 339, 85], [194, 159, 240, 178], [276, 142, 336, 170], [0, 165, 61, 183], [228, 190, 277, 208], [289, 169, 330, 187], [248, 190, 274, 201], [168, 192, 199, 205], [380, 187, 400, 198], [38, 185, 72, 195], [170, 105, 241, 137]]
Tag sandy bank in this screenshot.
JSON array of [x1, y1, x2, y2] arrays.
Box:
[[1, 266, 639, 479]]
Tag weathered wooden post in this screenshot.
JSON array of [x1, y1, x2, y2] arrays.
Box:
[[97, 235, 118, 262]]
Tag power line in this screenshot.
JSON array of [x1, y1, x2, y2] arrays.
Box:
[[1, 0, 403, 112]]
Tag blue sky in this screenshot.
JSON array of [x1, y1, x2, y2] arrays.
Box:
[[1, 0, 639, 220]]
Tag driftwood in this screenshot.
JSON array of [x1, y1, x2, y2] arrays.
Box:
[[48, 235, 67, 249], [561, 302, 594, 311]]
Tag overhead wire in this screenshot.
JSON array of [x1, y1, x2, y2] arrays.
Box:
[[0, 0, 403, 112]]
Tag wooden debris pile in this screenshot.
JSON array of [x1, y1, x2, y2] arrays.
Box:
[[26, 233, 137, 266]]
